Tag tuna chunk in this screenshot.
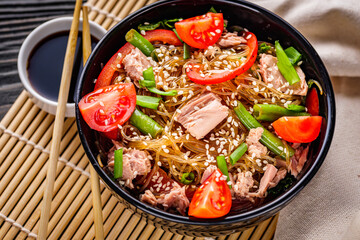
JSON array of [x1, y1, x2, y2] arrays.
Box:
[[217, 32, 247, 48], [259, 54, 308, 96], [246, 127, 267, 158], [140, 190, 157, 206], [248, 164, 278, 198], [175, 92, 229, 139], [233, 171, 255, 199], [108, 147, 151, 189], [269, 168, 287, 189], [157, 183, 190, 215], [122, 47, 151, 87], [200, 165, 217, 184], [289, 145, 310, 177]]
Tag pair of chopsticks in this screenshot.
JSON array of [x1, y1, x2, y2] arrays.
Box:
[[38, 0, 104, 239]]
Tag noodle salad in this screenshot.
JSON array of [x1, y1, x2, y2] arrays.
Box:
[[79, 9, 322, 219]]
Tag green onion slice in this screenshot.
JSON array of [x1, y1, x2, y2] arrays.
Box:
[[230, 143, 248, 165], [216, 155, 231, 188], [113, 148, 123, 179], [180, 172, 195, 185]]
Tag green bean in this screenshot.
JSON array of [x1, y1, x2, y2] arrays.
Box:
[[183, 42, 190, 60], [284, 46, 302, 65], [230, 143, 248, 165], [136, 95, 161, 110], [113, 148, 123, 179], [253, 104, 310, 121], [129, 108, 163, 138], [180, 172, 195, 185], [142, 67, 178, 96], [216, 156, 231, 188], [275, 41, 300, 85], [286, 104, 306, 112], [125, 29, 155, 57], [234, 101, 294, 159]]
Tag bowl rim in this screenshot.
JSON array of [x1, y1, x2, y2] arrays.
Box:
[[75, 0, 336, 225]]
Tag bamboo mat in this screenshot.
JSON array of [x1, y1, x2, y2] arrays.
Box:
[[0, 0, 279, 239]]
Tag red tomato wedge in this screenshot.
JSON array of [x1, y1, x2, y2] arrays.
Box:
[[78, 83, 136, 132], [175, 12, 224, 49], [273, 116, 322, 143], [94, 29, 182, 90], [306, 88, 319, 116], [188, 168, 231, 218], [186, 31, 258, 84]]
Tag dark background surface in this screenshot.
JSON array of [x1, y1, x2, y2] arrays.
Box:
[[0, 0, 79, 119]]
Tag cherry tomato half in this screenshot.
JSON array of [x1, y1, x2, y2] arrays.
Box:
[[273, 116, 322, 143], [78, 83, 136, 132], [175, 12, 224, 49], [188, 168, 232, 218]]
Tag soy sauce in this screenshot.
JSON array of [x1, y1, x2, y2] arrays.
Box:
[[27, 31, 98, 103]]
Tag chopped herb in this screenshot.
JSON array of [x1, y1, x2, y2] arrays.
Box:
[[284, 46, 302, 65], [258, 42, 271, 54], [138, 22, 161, 31], [138, 18, 182, 31], [180, 172, 195, 184], [208, 6, 217, 13]]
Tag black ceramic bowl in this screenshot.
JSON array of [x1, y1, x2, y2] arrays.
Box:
[[75, 0, 335, 237]]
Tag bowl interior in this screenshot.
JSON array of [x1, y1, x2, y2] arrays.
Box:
[[75, 0, 335, 225]]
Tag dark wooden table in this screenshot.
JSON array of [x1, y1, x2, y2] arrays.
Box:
[[0, 0, 80, 119]]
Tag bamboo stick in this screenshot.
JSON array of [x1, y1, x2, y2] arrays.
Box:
[[172, 234, 184, 240], [66, 190, 113, 239], [146, 0, 158, 6], [2, 142, 85, 239], [128, 219, 147, 239], [228, 231, 242, 240], [161, 231, 173, 240], [217, 236, 227, 240], [239, 227, 255, 240], [183, 236, 194, 240], [0, 119, 74, 209], [106, 209, 134, 239], [94, 0, 118, 26], [101, 0, 127, 30], [261, 214, 279, 240], [0, 104, 40, 164], [82, 6, 105, 240], [150, 227, 165, 240], [129, 0, 147, 14], [0, 90, 28, 129], [0, 99, 33, 151], [38, 0, 82, 237], [117, 213, 141, 239], [249, 217, 272, 240], [88, 0, 108, 20], [0, 110, 49, 178], [109, 0, 138, 29], [139, 223, 156, 239]]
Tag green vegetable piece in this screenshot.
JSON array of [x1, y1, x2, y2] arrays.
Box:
[[136, 95, 161, 110], [139, 79, 156, 88], [163, 18, 181, 29], [234, 101, 294, 159], [208, 6, 217, 13], [125, 29, 155, 57], [173, 28, 183, 43], [148, 87, 178, 96], [216, 156, 231, 188], [230, 143, 248, 165], [138, 22, 161, 31], [275, 41, 300, 85], [284, 46, 302, 65], [180, 172, 195, 184], [113, 148, 123, 179], [258, 42, 271, 54], [183, 42, 190, 60], [130, 108, 163, 138], [253, 104, 310, 121], [142, 67, 178, 96], [307, 79, 323, 95], [286, 104, 306, 112]]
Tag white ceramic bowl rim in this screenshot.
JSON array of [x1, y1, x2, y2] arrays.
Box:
[[18, 16, 107, 117]]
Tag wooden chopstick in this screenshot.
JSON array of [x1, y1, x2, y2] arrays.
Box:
[[37, 0, 83, 239], [82, 5, 105, 240]]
